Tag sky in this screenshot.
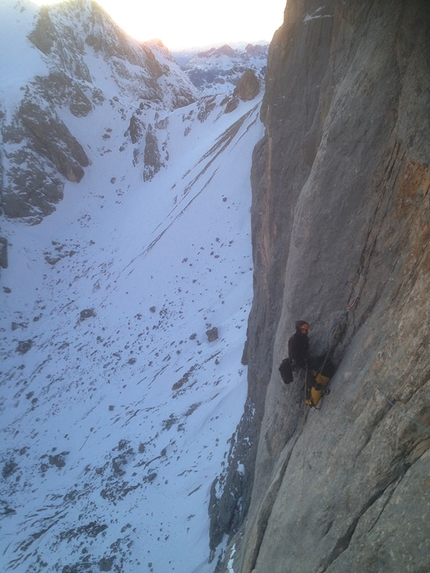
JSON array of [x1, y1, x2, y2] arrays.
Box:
[[33, 0, 286, 50]]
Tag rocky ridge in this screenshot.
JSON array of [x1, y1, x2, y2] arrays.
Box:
[[0, 0, 197, 224], [210, 1, 430, 572]]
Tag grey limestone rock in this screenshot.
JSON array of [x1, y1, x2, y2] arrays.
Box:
[[0, 237, 8, 268], [212, 2, 430, 572]]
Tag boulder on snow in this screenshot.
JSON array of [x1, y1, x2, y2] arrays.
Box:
[[0, 237, 8, 269], [80, 308, 96, 320], [16, 340, 34, 354], [206, 327, 219, 342], [49, 451, 69, 468]]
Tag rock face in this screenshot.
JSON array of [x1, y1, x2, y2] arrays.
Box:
[[212, 1, 430, 572]]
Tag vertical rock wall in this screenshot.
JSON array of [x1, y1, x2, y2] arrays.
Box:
[[216, 1, 430, 571]]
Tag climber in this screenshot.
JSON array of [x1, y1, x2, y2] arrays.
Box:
[[279, 320, 334, 406], [286, 320, 313, 399], [278, 320, 310, 385], [288, 320, 310, 371], [287, 320, 332, 407]]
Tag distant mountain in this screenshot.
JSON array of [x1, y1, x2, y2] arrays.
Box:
[[179, 43, 269, 95]]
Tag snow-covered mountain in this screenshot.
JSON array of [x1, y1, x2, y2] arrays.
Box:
[[0, 1, 266, 572], [0, 0, 197, 224], [178, 44, 268, 96]]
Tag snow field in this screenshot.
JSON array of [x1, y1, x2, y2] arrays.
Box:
[[1, 87, 263, 572]]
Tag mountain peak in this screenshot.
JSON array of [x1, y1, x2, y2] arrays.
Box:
[[197, 44, 238, 58], [0, 0, 198, 222]]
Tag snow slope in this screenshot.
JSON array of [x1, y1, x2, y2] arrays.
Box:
[[1, 95, 263, 573], [0, 2, 265, 572]]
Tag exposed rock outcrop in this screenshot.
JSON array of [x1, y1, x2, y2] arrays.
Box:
[[234, 69, 260, 102], [143, 125, 163, 181], [1, 99, 88, 220], [0, 237, 8, 269], [212, 1, 430, 572], [224, 70, 260, 113], [19, 100, 89, 182], [126, 113, 144, 144]]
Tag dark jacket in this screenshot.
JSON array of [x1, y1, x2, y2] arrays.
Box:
[[288, 322, 310, 370]]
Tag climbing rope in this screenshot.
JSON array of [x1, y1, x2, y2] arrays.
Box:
[[299, 363, 309, 570], [306, 263, 429, 428], [306, 311, 347, 402], [316, 313, 430, 436], [316, 304, 430, 436], [366, 374, 430, 437], [322, 273, 366, 363]]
